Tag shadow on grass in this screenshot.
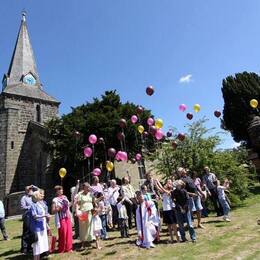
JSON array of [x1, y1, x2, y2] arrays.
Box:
[[0, 249, 23, 258], [249, 185, 260, 195], [12, 235, 22, 239], [204, 220, 223, 224], [215, 223, 227, 227], [104, 250, 117, 256], [0, 250, 33, 260]]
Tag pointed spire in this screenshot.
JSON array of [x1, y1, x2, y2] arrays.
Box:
[[5, 12, 40, 87]]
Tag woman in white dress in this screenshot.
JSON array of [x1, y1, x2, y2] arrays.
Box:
[[30, 190, 49, 260]]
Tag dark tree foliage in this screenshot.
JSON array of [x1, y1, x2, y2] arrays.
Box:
[[46, 90, 154, 183], [222, 72, 260, 144]]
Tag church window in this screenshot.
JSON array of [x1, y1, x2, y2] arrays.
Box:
[[36, 104, 41, 123], [11, 141, 14, 149]]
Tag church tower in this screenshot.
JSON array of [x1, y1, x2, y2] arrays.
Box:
[[0, 13, 60, 201]]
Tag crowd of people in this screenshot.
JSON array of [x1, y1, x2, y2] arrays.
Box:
[[0, 166, 232, 259]]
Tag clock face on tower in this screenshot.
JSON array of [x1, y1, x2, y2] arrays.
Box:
[[23, 73, 36, 85]]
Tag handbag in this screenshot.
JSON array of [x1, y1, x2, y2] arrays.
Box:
[[27, 230, 38, 244], [48, 229, 57, 253]]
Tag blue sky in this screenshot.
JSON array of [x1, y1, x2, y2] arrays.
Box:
[[1, 1, 260, 148]]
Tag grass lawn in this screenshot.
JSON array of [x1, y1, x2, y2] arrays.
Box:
[[0, 187, 260, 260]]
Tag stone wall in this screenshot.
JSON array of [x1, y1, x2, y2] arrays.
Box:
[[0, 93, 58, 200], [0, 98, 7, 200]]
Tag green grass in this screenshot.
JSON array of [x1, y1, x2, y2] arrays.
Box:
[[0, 189, 260, 260]]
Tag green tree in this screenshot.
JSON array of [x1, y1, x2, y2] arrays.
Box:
[[222, 72, 260, 144], [150, 119, 255, 205], [46, 90, 154, 183]]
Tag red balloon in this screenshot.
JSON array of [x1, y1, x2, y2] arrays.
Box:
[[119, 118, 127, 128], [143, 131, 149, 137], [146, 85, 154, 96], [171, 141, 177, 150], [186, 113, 193, 120], [214, 110, 221, 118], [74, 131, 81, 138], [177, 133, 185, 141], [167, 131, 173, 137], [149, 125, 157, 135], [108, 148, 116, 158], [117, 132, 125, 141], [131, 158, 136, 164], [136, 106, 144, 114], [98, 137, 104, 144]]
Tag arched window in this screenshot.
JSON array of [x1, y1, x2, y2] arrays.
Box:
[[36, 104, 41, 123]]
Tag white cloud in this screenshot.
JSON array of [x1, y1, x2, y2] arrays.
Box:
[[179, 74, 193, 84]]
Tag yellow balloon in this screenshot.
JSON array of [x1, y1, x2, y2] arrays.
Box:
[[138, 125, 145, 134], [59, 168, 67, 178], [106, 161, 114, 172], [193, 104, 201, 113], [250, 99, 258, 109], [155, 118, 163, 129]]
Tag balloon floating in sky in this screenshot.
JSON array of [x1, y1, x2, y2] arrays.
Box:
[[138, 125, 145, 134], [108, 148, 116, 158], [93, 168, 101, 176], [146, 85, 154, 96], [98, 137, 104, 144], [171, 141, 177, 150], [149, 125, 157, 135], [117, 151, 128, 161], [155, 118, 163, 129], [155, 129, 164, 140], [136, 106, 144, 114], [186, 113, 193, 120], [59, 168, 67, 178], [89, 134, 97, 144], [177, 133, 185, 141], [84, 147, 93, 158], [179, 104, 187, 112], [135, 153, 142, 161], [106, 161, 114, 172], [119, 118, 127, 128], [166, 130, 173, 138], [147, 117, 154, 126], [193, 104, 201, 113], [250, 99, 258, 109], [131, 115, 138, 124], [214, 110, 221, 118], [143, 131, 149, 137]]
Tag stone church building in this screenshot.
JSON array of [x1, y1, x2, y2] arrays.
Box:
[[0, 13, 59, 208]]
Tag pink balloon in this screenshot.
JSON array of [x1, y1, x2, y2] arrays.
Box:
[[131, 115, 138, 124], [83, 147, 92, 158], [93, 168, 101, 176], [179, 104, 187, 112], [155, 129, 164, 140], [135, 153, 142, 161], [147, 117, 154, 126], [89, 134, 97, 144], [120, 151, 128, 161], [115, 152, 121, 161]]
